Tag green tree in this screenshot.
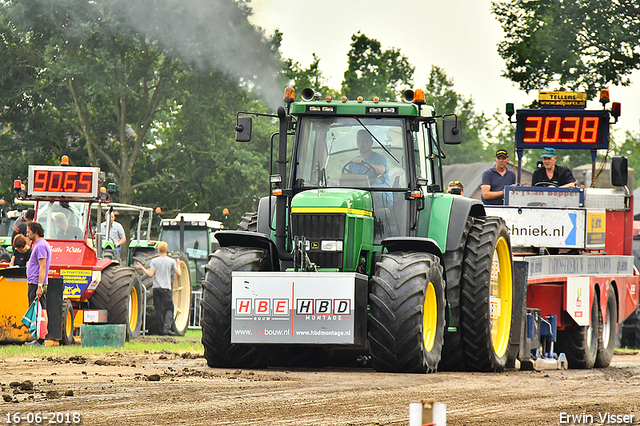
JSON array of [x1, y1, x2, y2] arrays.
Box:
[[283, 53, 339, 99], [492, 0, 640, 97], [422, 66, 493, 164], [0, 0, 281, 214], [616, 130, 640, 188], [342, 33, 414, 101]]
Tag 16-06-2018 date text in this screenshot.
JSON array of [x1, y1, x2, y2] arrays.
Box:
[[5, 412, 81, 424]]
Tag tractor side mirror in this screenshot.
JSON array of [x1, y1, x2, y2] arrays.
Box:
[[611, 156, 628, 187], [235, 116, 253, 142], [442, 117, 462, 145]]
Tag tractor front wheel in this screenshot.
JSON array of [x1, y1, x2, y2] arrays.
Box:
[[369, 252, 445, 373], [201, 247, 270, 368]]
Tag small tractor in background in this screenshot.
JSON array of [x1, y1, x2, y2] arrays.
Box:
[[0, 200, 34, 262], [0, 159, 144, 344], [486, 90, 639, 369], [201, 87, 518, 373]]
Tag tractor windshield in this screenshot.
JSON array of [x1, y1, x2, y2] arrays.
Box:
[[294, 116, 410, 241], [294, 117, 407, 191], [35, 201, 89, 241]]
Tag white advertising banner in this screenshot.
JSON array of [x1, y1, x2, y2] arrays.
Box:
[[231, 272, 367, 345], [486, 206, 585, 248]]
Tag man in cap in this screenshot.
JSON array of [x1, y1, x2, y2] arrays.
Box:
[[481, 149, 516, 205], [531, 147, 577, 188]]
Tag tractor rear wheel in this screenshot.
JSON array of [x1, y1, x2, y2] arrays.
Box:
[[595, 285, 618, 368], [90, 265, 141, 341], [556, 292, 599, 369], [237, 212, 258, 232], [201, 247, 270, 368], [460, 217, 513, 372], [439, 216, 473, 371], [369, 252, 445, 373], [0, 247, 10, 263], [60, 298, 75, 345]]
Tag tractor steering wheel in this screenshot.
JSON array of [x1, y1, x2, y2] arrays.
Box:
[[342, 160, 377, 176], [534, 182, 558, 187]]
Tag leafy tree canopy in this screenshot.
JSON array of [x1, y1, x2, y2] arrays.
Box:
[[342, 33, 414, 101], [492, 0, 640, 98]]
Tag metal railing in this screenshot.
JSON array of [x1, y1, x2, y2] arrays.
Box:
[[188, 289, 203, 329]]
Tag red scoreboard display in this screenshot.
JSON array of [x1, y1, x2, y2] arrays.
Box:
[[28, 165, 100, 198], [516, 109, 610, 150]]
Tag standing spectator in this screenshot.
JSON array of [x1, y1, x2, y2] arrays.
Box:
[[531, 147, 577, 188], [25, 221, 52, 347], [11, 208, 34, 250], [100, 211, 126, 255], [481, 149, 516, 205], [10, 234, 32, 267], [134, 242, 181, 336]]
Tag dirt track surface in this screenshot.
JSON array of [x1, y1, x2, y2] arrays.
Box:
[[2, 344, 640, 426]]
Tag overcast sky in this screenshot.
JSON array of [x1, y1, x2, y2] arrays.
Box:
[[249, 0, 640, 136]]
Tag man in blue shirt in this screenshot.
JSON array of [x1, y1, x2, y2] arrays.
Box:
[[346, 130, 392, 206], [481, 149, 516, 205]]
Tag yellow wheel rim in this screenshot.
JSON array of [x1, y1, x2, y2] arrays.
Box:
[[65, 308, 73, 340], [173, 260, 191, 332], [129, 284, 139, 331], [490, 236, 512, 358], [423, 282, 438, 352]]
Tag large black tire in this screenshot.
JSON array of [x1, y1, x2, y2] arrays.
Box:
[[439, 216, 474, 371], [619, 310, 640, 348], [595, 285, 618, 368], [556, 292, 599, 369], [237, 212, 257, 232], [90, 265, 142, 341], [101, 248, 120, 263], [201, 247, 270, 368], [460, 217, 514, 372], [132, 250, 191, 336], [369, 252, 446, 373], [0, 247, 11, 263], [60, 298, 75, 346]]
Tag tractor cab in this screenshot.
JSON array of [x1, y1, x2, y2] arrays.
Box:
[[292, 114, 435, 243]]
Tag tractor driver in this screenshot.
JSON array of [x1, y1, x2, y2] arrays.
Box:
[[54, 213, 84, 240], [346, 129, 392, 206]]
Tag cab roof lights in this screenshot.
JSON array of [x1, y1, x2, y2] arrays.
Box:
[[284, 87, 295, 104]]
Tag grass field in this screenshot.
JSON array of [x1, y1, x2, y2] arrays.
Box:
[[0, 329, 204, 359]]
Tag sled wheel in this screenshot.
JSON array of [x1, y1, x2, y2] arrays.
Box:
[[595, 285, 617, 368], [557, 291, 599, 369]]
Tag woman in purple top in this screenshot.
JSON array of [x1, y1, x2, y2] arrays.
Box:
[[25, 221, 52, 346]]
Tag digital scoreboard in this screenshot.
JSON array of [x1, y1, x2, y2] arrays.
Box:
[[516, 109, 610, 150], [28, 165, 100, 199]]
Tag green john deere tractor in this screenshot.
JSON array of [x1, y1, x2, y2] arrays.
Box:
[[201, 87, 515, 373]]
